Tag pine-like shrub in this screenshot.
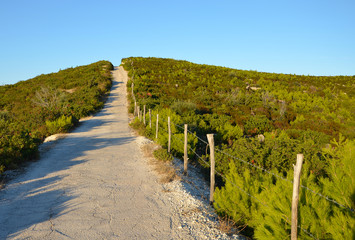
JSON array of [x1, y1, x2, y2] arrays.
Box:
[[153, 148, 173, 162], [214, 161, 269, 230], [318, 137, 355, 239], [221, 122, 243, 143], [214, 138, 355, 239], [45, 115, 74, 135], [244, 115, 273, 136], [171, 100, 197, 115]]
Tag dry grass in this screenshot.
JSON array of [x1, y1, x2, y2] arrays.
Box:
[[217, 216, 252, 239], [141, 143, 180, 183], [217, 216, 239, 236]]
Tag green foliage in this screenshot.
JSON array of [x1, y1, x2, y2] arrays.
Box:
[[45, 115, 75, 135], [0, 60, 113, 173], [123, 57, 354, 239], [221, 123, 243, 143], [171, 100, 197, 116], [170, 132, 198, 160], [153, 148, 173, 162], [244, 115, 273, 136], [129, 107, 199, 160], [122, 57, 354, 139], [214, 161, 265, 228], [0, 120, 38, 171], [318, 137, 355, 239], [214, 139, 355, 239]]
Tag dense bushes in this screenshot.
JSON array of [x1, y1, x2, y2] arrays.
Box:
[[0, 60, 113, 173], [243, 115, 273, 135], [122, 57, 354, 139], [0, 119, 38, 171], [214, 137, 354, 239], [123, 57, 354, 239], [153, 148, 173, 162]]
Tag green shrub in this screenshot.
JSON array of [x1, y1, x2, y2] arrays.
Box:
[[244, 115, 273, 136], [221, 122, 243, 143], [153, 148, 173, 162], [214, 138, 355, 239], [45, 115, 74, 135], [171, 100, 197, 115], [0, 60, 113, 173], [123, 57, 355, 239], [0, 111, 11, 121], [129, 117, 146, 136], [0, 123, 38, 170], [214, 161, 266, 229]]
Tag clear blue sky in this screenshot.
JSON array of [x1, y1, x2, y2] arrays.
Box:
[[1, 0, 354, 85]]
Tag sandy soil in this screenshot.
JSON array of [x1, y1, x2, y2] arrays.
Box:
[[0, 66, 191, 239]]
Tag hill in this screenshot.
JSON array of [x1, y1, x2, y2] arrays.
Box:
[[122, 57, 354, 239], [0, 60, 113, 173]]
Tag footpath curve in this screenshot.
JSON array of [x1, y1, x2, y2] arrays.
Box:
[[0, 66, 189, 239]]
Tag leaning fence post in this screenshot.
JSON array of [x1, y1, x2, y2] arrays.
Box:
[[291, 154, 304, 240], [207, 134, 215, 204], [143, 105, 146, 125], [168, 116, 171, 153], [149, 109, 152, 128], [184, 124, 188, 175], [156, 114, 159, 139]]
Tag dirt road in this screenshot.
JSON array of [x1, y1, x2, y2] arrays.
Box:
[[0, 66, 190, 239]]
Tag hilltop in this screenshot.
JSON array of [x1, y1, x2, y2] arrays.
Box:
[[123, 57, 354, 239]]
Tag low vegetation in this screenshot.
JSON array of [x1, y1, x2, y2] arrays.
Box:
[[141, 142, 178, 184], [0, 60, 113, 173], [123, 57, 354, 239]]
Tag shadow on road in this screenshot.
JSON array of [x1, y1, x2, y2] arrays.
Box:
[[0, 72, 133, 238]]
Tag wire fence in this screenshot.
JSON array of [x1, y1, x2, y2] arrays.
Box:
[[158, 116, 321, 240], [164, 118, 318, 240], [129, 92, 353, 239], [174, 121, 354, 214]]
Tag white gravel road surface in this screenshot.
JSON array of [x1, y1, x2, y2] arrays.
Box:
[[0, 66, 243, 240]]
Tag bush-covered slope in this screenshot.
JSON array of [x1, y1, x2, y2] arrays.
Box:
[[123, 57, 354, 172], [122, 57, 354, 239], [123, 57, 354, 139], [0, 60, 113, 173]]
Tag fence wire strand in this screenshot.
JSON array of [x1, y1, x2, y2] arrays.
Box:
[[134, 103, 350, 239], [170, 133, 269, 207], [169, 128, 318, 240], [171, 120, 354, 213], [175, 123, 209, 145]]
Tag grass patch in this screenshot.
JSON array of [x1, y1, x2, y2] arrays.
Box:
[[141, 143, 180, 183]]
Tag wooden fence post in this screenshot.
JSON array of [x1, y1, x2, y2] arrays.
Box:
[[143, 105, 146, 126], [291, 154, 304, 240], [168, 116, 171, 153], [131, 82, 134, 98], [134, 101, 137, 117], [149, 109, 152, 128], [207, 134, 215, 204], [156, 114, 159, 139], [184, 124, 188, 175]]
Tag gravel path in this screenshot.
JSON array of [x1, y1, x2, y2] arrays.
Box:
[[0, 66, 243, 239]]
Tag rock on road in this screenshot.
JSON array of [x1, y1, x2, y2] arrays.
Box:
[[0, 66, 190, 239]]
